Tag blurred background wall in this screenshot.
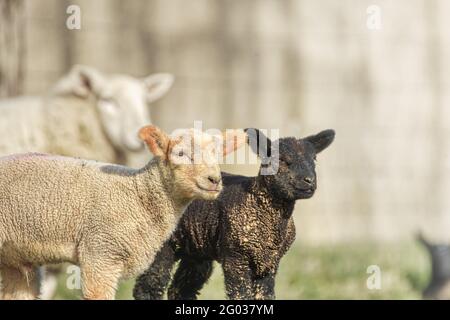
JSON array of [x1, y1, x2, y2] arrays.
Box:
[[1, 0, 449, 244]]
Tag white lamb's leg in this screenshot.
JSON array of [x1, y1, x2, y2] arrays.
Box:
[[38, 266, 58, 300], [0, 266, 40, 300], [80, 259, 122, 300]]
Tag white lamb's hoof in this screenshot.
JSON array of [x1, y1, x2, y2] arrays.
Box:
[[39, 274, 58, 300]]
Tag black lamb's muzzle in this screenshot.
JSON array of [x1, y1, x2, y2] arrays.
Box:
[[293, 177, 317, 199], [294, 188, 315, 199]]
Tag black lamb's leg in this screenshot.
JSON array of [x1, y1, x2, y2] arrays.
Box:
[[133, 242, 176, 300], [254, 272, 276, 300], [417, 233, 450, 299], [222, 256, 254, 300], [167, 259, 213, 300]]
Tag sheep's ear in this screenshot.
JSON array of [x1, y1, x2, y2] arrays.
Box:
[[222, 129, 247, 155], [304, 129, 335, 154], [244, 128, 272, 158], [52, 65, 106, 98], [144, 73, 174, 103], [76, 65, 106, 95], [138, 125, 169, 158]]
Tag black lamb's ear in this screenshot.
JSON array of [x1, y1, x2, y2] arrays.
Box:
[[244, 128, 272, 158], [304, 129, 335, 154]]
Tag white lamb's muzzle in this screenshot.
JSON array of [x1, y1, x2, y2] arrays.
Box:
[[123, 131, 145, 152]]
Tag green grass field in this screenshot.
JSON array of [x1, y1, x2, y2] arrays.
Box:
[[53, 241, 430, 300]]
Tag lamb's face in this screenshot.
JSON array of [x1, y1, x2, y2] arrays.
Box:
[[139, 126, 246, 201], [246, 128, 335, 201], [266, 138, 319, 200], [96, 74, 174, 153], [52, 65, 174, 156], [95, 76, 151, 152], [168, 130, 224, 201]]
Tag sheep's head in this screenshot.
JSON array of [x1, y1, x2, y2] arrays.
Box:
[[139, 125, 246, 201], [52, 65, 174, 155], [246, 128, 335, 201]]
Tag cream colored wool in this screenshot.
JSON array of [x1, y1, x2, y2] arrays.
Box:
[[0, 126, 246, 300]]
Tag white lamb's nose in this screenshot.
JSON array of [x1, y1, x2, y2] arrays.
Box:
[[124, 131, 145, 151], [207, 175, 221, 186]]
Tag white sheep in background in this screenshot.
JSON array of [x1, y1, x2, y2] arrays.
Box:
[[0, 125, 246, 300], [0, 65, 174, 168]]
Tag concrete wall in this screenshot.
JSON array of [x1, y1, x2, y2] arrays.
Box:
[[8, 0, 450, 243]]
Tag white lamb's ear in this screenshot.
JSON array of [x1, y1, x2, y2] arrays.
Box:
[[52, 65, 106, 98], [138, 125, 170, 158], [74, 65, 107, 97], [144, 73, 174, 103]]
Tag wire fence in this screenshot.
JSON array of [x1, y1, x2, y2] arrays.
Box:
[[1, 0, 449, 243]]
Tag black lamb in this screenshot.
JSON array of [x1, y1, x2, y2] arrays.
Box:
[[133, 128, 335, 300], [417, 233, 450, 299]]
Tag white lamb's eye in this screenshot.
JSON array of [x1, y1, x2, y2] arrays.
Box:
[[100, 96, 115, 103], [178, 151, 184, 157], [97, 99, 119, 117]]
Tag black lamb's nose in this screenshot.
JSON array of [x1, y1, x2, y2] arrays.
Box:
[[304, 177, 314, 185]]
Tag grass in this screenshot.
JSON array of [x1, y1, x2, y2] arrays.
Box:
[[53, 241, 430, 300]]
